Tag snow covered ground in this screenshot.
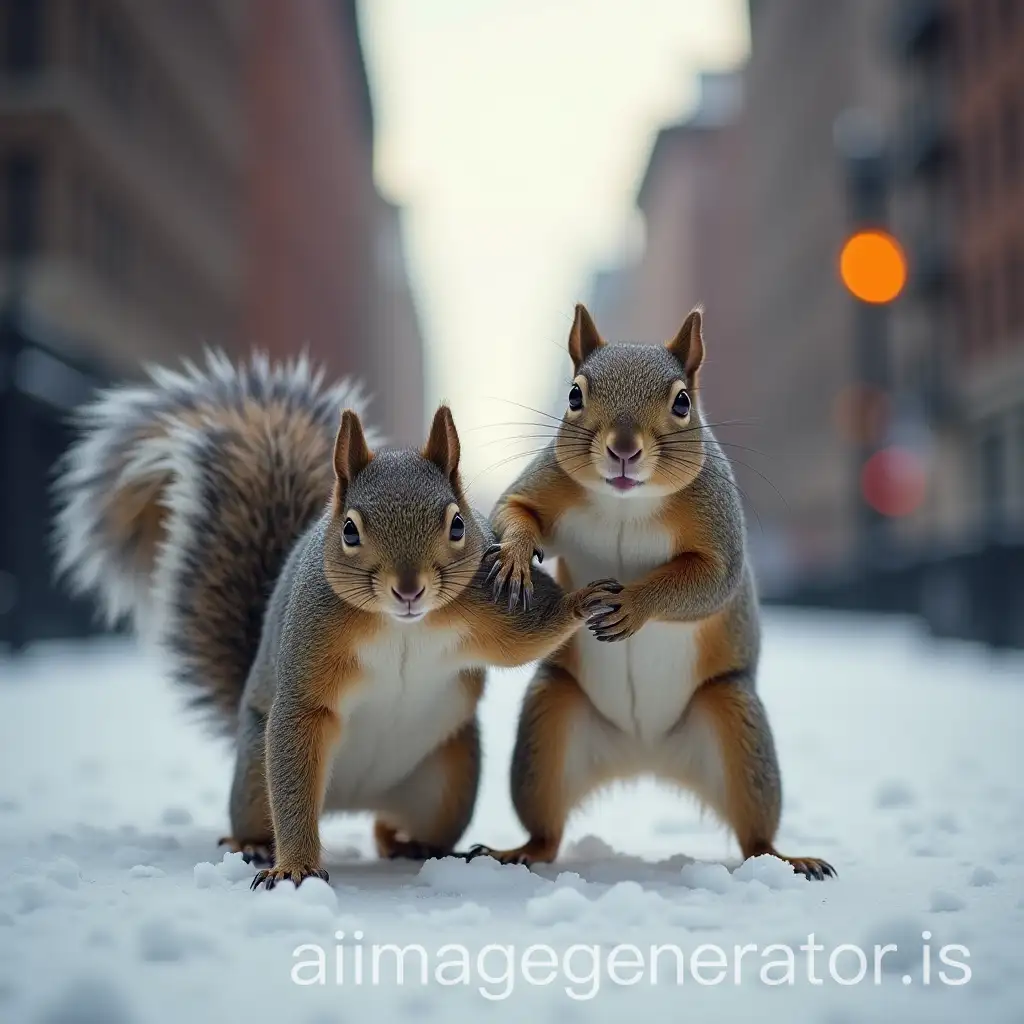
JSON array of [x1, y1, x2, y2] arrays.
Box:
[[1, 609, 1022, 1023]]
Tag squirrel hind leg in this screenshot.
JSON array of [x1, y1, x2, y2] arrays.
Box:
[[668, 674, 836, 881], [464, 665, 619, 869], [370, 717, 482, 862]]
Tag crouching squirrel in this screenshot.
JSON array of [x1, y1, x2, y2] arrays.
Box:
[[473, 306, 834, 879], [53, 353, 619, 888]]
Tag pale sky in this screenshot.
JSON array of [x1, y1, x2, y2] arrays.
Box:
[[360, 0, 749, 499]]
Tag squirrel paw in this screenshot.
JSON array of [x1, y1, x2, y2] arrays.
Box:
[[777, 854, 836, 881], [460, 838, 558, 868], [218, 836, 274, 866], [586, 584, 646, 641], [574, 578, 624, 621], [250, 864, 329, 890], [483, 541, 541, 612]]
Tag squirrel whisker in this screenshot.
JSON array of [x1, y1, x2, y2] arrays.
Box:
[[656, 446, 788, 511]]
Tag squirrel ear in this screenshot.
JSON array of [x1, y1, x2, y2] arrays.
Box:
[[423, 404, 461, 483], [666, 307, 705, 377], [334, 409, 373, 485], [568, 303, 605, 371]]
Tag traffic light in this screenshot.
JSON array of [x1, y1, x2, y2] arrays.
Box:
[[834, 118, 915, 562], [839, 230, 907, 304]]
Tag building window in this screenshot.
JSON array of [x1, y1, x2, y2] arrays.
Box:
[[95, 197, 130, 285], [3, 0, 44, 74], [974, 120, 992, 209], [2, 154, 40, 258], [980, 425, 1007, 535], [1004, 97, 1022, 185], [1009, 242, 1024, 332], [77, 0, 138, 120], [978, 266, 995, 349], [998, 0, 1020, 32], [971, 0, 991, 67]]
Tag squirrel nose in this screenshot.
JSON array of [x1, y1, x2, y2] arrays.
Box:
[[606, 439, 643, 463], [391, 584, 426, 603]]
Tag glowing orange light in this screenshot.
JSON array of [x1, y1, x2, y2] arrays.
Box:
[[839, 230, 907, 304], [860, 446, 928, 518]]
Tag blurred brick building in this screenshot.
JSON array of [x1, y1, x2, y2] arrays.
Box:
[[596, 70, 749, 429], [0, 0, 423, 647], [0, 0, 245, 367], [945, 0, 1024, 534], [588, 0, 1024, 644], [585, 70, 763, 552], [0, 0, 423, 439], [890, 0, 1024, 638]]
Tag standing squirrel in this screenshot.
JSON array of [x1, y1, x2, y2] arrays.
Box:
[[54, 353, 618, 888], [472, 305, 834, 879]]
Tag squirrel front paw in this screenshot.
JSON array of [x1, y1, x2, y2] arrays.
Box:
[[483, 541, 543, 611], [572, 579, 624, 621], [586, 584, 647, 641], [250, 864, 329, 890]]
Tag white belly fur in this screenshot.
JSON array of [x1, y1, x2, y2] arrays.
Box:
[[554, 493, 702, 743], [325, 623, 473, 808]]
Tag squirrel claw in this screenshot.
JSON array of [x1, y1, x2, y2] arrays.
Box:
[[575, 579, 625, 620], [507, 577, 532, 612], [463, 844, 532, 867], [588, 606, 632, 641], [250, 865, 329, 890], [788, 857, 836, 880], [486, 542, 533, 611]]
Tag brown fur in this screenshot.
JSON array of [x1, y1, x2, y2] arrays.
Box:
[[107, 475, 169, 581], [373, 710, 482, 860], [175, 400, 340, 729], [488, 469, 589, 608], [439, 578, 609, 668], [253, 703, 341, 888], [508, 667, 594, 856], [685, 678, 834, 879]]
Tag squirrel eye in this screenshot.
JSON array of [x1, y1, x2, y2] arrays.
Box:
[[449, 513, 465, 542], [342, 518, 361, 546], [672, 389, 691, 419], [568, 382, 584, 411]]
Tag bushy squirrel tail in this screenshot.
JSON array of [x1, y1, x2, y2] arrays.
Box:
[[53, 351, 380, 731]]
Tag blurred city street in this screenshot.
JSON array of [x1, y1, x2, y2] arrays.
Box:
[[1, 2, 1023, 1022], [1, 610, 1022, 1022]]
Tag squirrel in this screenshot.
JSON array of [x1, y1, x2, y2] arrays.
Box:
[[470, 305, 835, 880], [53, 352, 619, 888]]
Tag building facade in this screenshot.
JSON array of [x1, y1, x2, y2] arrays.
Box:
[[0, 0, 424, 647], [0, 0, 423, 432], [0, 0, 246, 370], [586, 1, 1024, 643]]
